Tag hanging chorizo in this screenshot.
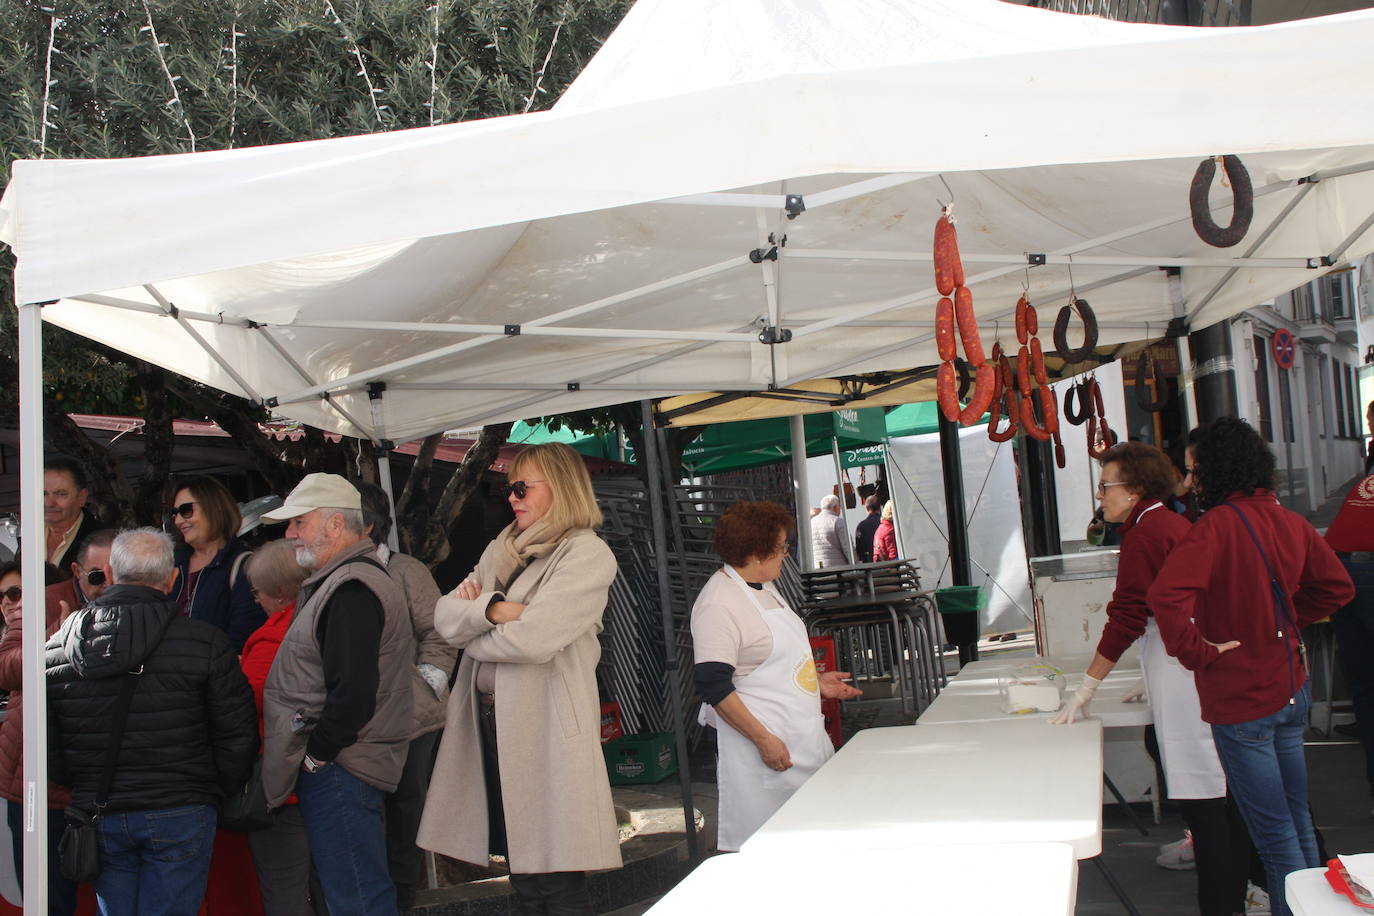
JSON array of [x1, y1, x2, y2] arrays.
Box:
[[1189, 154, 1253, 249], [954, 286, 985, 366], [1052, 428, 1067, 469], [1053, 297, 1099, 364], [1020, 387, 1053, 441], [935, 297, 957, 363], [989, 387, 1021, 443], [933, 214, 962, 296], [1030, 337, 1049, 387], [937, 361, 960, 423], [1015, 296, 1031, 346], [1134, 352, 1170, 411], [959, 363, 997, 427], [1039, 386, 1059, 436], [1016, 346, 1033, 396], [1063, 380, 1091, 426]]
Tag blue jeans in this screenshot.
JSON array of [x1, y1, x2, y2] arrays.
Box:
[[1211, 683, 1319, 916], [295, 763, 396, 916], [95, 804, 216, 916]]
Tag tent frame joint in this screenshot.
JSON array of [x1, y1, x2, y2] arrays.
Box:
[[1166, 316, 1190, 338], [1027, 253, 1047, 266], [784, 194, 805, 219], [749, 245, 779, 263], [567, 381, 581, 391], [757, 325, 793, 345], [504, 324, 521, 336], [367, 381, 387, 399], [1306, 256, 1334, 269]]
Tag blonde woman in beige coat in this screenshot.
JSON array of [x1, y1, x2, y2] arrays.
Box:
[[418, 442, 621, 915]]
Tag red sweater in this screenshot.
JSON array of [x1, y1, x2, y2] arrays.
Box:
[[1095, 499, 1191, 664], [873, 519, 898, 561], [1147, 490, 1354, 725], [239, 604, 294, 736]]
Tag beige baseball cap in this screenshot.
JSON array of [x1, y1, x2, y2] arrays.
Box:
[[261, 473, 361, 522]]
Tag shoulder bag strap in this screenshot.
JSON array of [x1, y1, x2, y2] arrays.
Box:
[[229, 550, 253, 590], [1222, 503, 1298, 632], [92, 674, 139, 817]]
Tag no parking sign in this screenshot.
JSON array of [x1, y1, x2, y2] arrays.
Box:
[[1271, 328, 1296, 370]]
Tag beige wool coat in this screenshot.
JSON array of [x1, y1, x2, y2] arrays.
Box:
[[417, 526, 623, 874]]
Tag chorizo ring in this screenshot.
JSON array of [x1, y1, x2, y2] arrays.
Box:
[[1063, 380, 1091, 426], [1016, 346, 1033, 396], [1015, 296, 1031, 346], [1020, 387, 1053, 442], [1190, 155, 1253, 249], [1030, 337, 1049, 387], [1053, 297, 1099, 364], [1052, 428, 1066, 469], [988, 388, 1021, 443], [1134, 352, 1170, 412], [1039, 386, 1059, 436], [933, 215, 961, 296]]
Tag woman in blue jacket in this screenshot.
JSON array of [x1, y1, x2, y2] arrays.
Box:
[[171, 475, 265, 650]]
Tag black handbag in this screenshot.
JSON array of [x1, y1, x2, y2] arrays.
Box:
[[59, 672, 139, 883], [219, 755, 273, 832]]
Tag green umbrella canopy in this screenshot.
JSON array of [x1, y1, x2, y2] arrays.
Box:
[[511, 404, 945, 475]]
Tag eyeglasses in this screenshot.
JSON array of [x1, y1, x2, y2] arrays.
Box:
[[1095, 481, 1130, 496], [170, 501, 197, 520], [80, 567, 107, 588], [0, 586, 19, 603], [773, 540, 790, 556], [501, 479, 546, 500]]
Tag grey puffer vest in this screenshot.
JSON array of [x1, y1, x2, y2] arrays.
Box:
[[262, 539, 415, 806]]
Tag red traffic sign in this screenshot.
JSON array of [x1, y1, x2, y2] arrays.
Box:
[[1271, 328, 1296, 370]]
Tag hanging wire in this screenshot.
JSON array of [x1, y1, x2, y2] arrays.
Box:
[[935, 174, 956, 211]]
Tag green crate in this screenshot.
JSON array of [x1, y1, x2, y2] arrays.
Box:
[[934, 585, 986, 615], [603, 732, 678, 785]]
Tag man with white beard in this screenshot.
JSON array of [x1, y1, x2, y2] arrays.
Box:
[[259, 474, 414, 916]]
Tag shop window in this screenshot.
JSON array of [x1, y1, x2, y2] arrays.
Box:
[[1333, 360, 1347, 438], [1348, 365, 1361, 439], [1322, 273, 1353, 321]]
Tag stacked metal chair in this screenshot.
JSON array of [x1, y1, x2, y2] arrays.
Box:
[[798, 559, 945, 718]]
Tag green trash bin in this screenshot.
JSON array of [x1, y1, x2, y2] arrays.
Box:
[[935, 585, 987, 667]]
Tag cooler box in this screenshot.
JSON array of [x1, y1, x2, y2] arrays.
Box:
[[603, 732, 677, 785]]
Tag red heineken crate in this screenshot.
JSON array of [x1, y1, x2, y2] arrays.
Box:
[[599, 701, 625, 744]]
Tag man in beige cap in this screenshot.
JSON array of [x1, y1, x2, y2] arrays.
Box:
[[259, 473, 415, 916]]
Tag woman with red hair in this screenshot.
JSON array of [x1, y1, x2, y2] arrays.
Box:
[[690, 501, 861, 852]]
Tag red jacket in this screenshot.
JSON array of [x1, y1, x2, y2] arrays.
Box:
[[1147, 490, 1354, 725], [240, 605, 295, 737], [0, 581, 79, 806], [873, 519, 898, 561], [1095, 499, 1191, 664]]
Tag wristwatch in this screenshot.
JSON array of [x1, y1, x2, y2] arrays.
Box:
[[301, 754, 328, 774]]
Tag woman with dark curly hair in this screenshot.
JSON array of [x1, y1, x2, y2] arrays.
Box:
[[1149, 417, 1354, 916], [690, 500, 861, 851], [1053, 442, 1251, 916]]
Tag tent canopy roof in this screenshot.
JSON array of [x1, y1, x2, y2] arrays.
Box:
[[5, 0, 1374, 442]]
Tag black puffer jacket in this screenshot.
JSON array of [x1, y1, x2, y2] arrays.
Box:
[[46, 584, 258, 815]]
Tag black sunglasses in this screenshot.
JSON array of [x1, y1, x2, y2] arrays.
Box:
[[0, 586, 19, 603], [83, 568, 107, 588], [170, 501, 196, 520], [501, 479, 545, 500]]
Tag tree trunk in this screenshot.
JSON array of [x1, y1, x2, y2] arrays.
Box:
[[41, 401, 137, 528], [134, 363, 174, 525], [166, 378, 295, 495], [395, 433, 441, 555], [414, 422, 512, 566]]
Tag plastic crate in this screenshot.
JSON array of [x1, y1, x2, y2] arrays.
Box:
[[603, 732, 677, 785], [934, 585, 986, 615]]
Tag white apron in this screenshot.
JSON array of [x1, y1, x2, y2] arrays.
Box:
[[711, 566, 834, 852], [1136, 502, 1227, 800]]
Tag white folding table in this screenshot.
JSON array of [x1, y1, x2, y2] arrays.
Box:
[[648, 842, 1079, 915], [1288, 857, 1374, 916], [917, 660, 1151, 729], [742, 716, 1105, 858]]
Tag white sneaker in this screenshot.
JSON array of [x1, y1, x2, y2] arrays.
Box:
[[1155, 831, 1195, 870], [1245, 882, 1271, 916]]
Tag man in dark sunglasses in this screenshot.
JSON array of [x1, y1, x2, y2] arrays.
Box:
[[45, 528, 117, 623]]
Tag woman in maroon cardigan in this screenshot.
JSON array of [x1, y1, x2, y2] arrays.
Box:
[[1052, 442, 1250, 916], [1148, 418, 1354, 916]]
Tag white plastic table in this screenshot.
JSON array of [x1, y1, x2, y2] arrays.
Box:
[[741, 716, 1105, 859], [1288, 858, 1374, 916], [919, 658, 1151, 728], [648, 842, 1079, 915]]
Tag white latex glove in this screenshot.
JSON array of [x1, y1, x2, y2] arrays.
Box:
[[418, 663, 449, 702], [1050, 673, 1102, 725]]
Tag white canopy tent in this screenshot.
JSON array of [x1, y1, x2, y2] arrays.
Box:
[[8, 0, 1374, 907]]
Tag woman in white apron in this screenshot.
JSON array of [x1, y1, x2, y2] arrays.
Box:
[[690, 501, 862, 852], [1052, 442, 1252, 916]]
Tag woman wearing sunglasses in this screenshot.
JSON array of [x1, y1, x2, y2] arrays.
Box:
[[421, 443, 620, 915], [0, 558, 78, 915], [170, 476, 265, 651]]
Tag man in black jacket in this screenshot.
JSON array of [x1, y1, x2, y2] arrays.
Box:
[[854, 495, 882, 563], [47, 527, 257, 916]]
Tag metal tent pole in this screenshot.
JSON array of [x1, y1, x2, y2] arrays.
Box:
[[367, 383, 401, 551], [638, 400, 700, 861], [19, 301, 50, 914], [830, 436, 855, 563], [937, 415, 976, 665], [790, 416, 813, 569]]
